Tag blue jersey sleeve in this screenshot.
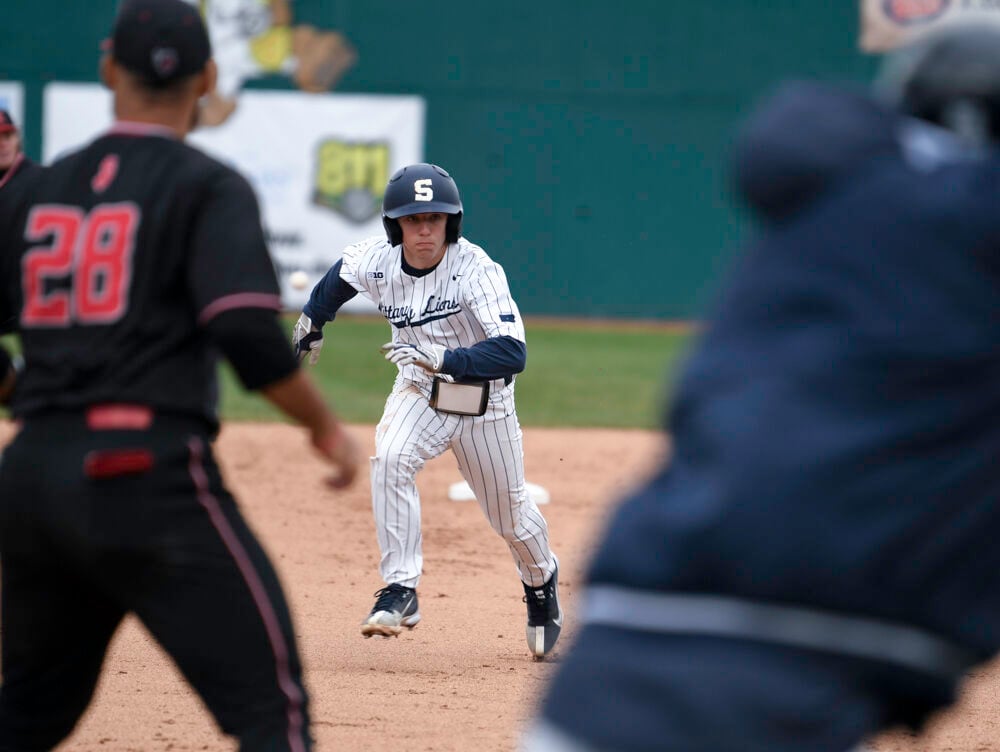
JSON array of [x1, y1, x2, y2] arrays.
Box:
[[442, 335, 526, 381], [302, 259, 359, 326]]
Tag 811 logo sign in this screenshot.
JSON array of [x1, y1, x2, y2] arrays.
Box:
[[312, 140, 390, 223]]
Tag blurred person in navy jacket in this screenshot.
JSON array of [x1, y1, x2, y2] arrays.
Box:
[[521, 17, 1000, 752]]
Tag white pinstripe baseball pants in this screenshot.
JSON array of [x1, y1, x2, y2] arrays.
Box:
[[370, 377, 556, 589]]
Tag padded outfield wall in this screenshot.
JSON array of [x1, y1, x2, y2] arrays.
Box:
[[1, 2, 875, 319]]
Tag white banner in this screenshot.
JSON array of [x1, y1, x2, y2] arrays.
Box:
[[0, 82, 24, 131], [43, 83, 426, 311], [860, 0, 1000, 52]]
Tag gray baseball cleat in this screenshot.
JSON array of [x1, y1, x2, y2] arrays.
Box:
[[361, 584, 421, 638], [523, 564, 563, 659]]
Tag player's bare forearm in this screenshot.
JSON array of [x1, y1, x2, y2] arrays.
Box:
[[261, 369, 360, 488]]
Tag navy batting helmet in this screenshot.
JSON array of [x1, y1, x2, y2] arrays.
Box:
[[877, 18, 1000, 145], [381, 163, 463, 246]]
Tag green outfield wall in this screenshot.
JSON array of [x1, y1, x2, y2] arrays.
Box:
[[1, 2, 877, 319]]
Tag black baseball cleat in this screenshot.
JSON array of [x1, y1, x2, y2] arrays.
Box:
[[523, 564, 563, 659], [361, 584, 421, 638]]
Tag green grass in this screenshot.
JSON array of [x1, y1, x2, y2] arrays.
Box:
[[219, 316, 396, 424], [510, 323, 693, 428], [4, 316, 698, 429]]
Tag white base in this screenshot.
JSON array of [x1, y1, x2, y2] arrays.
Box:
[[448, 480, 551, 505]]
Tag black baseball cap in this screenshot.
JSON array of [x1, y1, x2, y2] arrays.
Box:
[[0, 110, 17, 134], [108, 0, 211, 86]]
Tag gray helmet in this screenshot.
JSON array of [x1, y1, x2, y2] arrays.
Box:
[[877, 18, 1000, 145], [381, 163, 463, 246]]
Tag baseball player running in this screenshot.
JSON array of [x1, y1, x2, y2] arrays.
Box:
[[294, 163, 562, 659], [0, 1, 359, 749]]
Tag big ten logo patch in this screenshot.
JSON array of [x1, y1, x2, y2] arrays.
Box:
[[882, 0, 951, 24], [313, 140, 390, 223]]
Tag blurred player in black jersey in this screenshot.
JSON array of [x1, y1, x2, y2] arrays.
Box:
[[0, 108, 41, 387], [0, 110, 40, 191], [0, 1, 359, 749]]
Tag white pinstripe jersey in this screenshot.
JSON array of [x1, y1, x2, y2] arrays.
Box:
[[339, 236, 526, 388]]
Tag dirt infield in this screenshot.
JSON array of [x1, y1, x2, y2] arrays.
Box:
[[0, 420, 996, 751]]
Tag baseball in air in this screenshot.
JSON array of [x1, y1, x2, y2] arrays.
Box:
[[289, 270, 309, 290]]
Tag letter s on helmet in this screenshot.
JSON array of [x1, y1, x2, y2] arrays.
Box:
[[381, 163, 463, 246]]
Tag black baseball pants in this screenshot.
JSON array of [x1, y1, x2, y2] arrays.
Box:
[[0, 412, 312, 751]]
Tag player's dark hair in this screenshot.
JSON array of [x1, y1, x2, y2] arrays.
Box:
[[120, 66, 203, 101]]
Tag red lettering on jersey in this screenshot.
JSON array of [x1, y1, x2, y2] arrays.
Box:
[[76, 204, 140, 322], [22, 205, 82, 326], [21, 202, 141, 327], [91, 154, 120, 194]]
